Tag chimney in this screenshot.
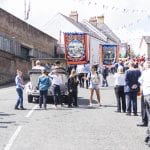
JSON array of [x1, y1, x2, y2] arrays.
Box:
[[97, 15, 104, 24], [69, 11, 78, 22], [89, 16, 97, 26]]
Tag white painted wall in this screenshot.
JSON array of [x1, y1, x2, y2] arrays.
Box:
[[89, 36, 100, 65], [43, 14, 83, 45], [140, 40, 148, 57]]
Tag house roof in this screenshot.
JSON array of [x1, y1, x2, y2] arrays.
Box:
[[61, 14, 88, 33], [61, 14, 107, 43], [96, 23, 121, 44], [143, 36, 150, 44]]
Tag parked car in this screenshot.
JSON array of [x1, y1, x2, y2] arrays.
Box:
[[26, 58, 68, 104]]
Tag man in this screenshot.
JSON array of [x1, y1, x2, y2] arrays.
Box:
[[55, 61, 61, 68], [49, 67, 62, 108], [124, 61, 141, 116], [101, 65, 109, 87], [76, 64, 85, 88], [138, 61, 150, 147], [32, 60, 45, 70]]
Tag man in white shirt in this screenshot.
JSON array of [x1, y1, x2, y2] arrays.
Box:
[[49, 67, 62, 107], [138, 61, 150, 147]]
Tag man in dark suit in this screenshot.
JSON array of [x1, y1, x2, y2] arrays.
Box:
[[124, 61, 141, 116]]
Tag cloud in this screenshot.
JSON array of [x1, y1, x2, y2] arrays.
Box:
[[1, 0, 150, 52]]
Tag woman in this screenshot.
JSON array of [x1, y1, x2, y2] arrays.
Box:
[[15, 69, 25, 110], [114, 66, 126, 113], [87, 65, 101, 107], [37, 69, 51, 109], [68, 69, 79, 107]]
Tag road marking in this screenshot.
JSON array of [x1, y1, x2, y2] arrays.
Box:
[[25, 104, 38, 118], [4, 126, 22, 150]]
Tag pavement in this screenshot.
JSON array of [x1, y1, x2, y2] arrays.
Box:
[[0, 75, 149, 150]]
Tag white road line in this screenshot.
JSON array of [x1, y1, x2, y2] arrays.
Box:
[[25, 104, 38, 118], [4, 126, 22, 150]]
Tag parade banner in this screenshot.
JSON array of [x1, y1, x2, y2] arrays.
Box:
[[100, 45, 118, 65], [64, 33, 88, 64]]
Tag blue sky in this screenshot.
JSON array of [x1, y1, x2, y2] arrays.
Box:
[[0, 0, 150, 53]]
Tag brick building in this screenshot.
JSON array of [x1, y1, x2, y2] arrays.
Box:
[[0, 8, 57, 85]]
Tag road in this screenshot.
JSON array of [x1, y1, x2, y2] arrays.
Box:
[[0, 75, 149, 150]]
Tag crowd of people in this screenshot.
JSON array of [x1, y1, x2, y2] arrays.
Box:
[[14, 57, 150, 147], [113, 57, 150, 147]]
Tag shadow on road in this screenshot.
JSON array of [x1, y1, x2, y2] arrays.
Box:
[[0, 83, 15, 89], [0, 126, 8, 128], [0, 112, 15, 116], [0, 112, 16, 129], [103, 104, 117, 108]]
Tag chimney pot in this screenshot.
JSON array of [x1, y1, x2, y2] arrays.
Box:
[[69, 11, 78, 22], [97, 15, 104, 24], [89, 16, 97, 26]]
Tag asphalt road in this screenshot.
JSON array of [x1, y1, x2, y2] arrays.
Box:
[[0, 75, 149, 150]]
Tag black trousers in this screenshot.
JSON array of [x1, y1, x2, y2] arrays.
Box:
[[78, 73, 84, 88], [68, 91, 78, 106], [85, 73, 89, 89], [102, 75, 108, 87], [141, 94, 148, 125], [114, 86, 126, 112]]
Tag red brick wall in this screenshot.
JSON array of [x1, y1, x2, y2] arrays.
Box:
[[0, 51, 31, 85]]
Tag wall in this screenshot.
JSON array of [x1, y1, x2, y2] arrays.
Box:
[[89, 36, 101, 65], [140, 41, 147, 57], [0, 51, 31, 85], [43, 14, 83, 45], [0, 8, 57, 85], [0, 8, 57, 57]]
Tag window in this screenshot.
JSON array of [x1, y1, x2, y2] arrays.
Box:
[[20, 45, 30, 59]]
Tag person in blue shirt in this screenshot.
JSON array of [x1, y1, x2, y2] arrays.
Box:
[[15, 69, 25, 110], [37, 69, 51, 109]]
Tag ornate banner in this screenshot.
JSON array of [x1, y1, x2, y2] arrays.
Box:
[[102, 45, 117, 65], [64, 33, 88, 64]]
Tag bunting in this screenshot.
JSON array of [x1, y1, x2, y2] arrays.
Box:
[[75, 0, 150, 15], [74, 0, 150, 30]]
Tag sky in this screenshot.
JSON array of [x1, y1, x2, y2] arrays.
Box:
[[0, 0, 150, 53]]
